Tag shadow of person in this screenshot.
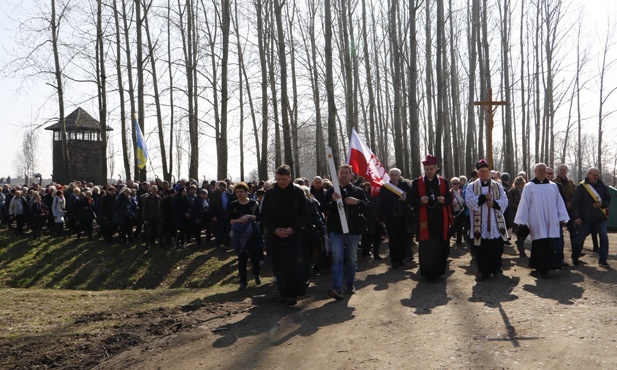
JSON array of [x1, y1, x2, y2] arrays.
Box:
[[211, 294, 355, 351], [468, 275, 520, 308], [522, 269, 584, 305], [400, 272, 451, 315]]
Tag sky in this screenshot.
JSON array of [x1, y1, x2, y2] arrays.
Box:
[[1, 0, 616, 182]]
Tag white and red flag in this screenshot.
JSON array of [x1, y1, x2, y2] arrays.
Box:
[[347, 128, 390, 196]]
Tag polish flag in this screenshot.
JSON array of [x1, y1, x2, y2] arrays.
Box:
[[347, 128, 390, 196]]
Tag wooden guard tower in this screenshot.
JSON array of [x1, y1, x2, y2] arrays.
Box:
[[45, 107, 112, 184]]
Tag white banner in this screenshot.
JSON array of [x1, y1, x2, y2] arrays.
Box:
[[326, 147, 349, 234]]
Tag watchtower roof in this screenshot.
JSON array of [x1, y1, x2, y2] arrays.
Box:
[[45, 107, 113, 131]]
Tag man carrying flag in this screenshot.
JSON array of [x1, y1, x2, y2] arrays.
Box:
[[134, 113, 148, 170]]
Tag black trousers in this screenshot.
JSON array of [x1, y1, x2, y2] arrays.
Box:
[[386, 217, 411, 264], [476, 238, 504, 276], [238, 247, 262, 284]]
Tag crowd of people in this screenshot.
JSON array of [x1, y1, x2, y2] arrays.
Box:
[[0, 157, 611, 306]]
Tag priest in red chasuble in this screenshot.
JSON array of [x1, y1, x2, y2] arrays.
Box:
[[409, 154, 452, 280]]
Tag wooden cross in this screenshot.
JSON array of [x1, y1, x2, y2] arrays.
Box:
[[474, 89, 506, 169]]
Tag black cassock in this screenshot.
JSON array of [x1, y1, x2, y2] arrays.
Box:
[[410, 176, 452, 279]]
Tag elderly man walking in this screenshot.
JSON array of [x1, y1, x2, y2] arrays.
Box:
[[514, 163, 569, 278], [571, 167, 611, 268]]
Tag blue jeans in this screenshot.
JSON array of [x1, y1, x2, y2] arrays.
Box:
[[329, 233, 360, 292], [573, 220, 609, 264]]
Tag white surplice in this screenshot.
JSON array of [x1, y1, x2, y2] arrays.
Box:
[[514, 180, 569, 241]]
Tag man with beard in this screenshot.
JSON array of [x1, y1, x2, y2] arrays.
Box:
[[409, 154, 452, 280], [261, 165, 309, 306], [465, 159, 509, 281], [514, 163, 568, 278]]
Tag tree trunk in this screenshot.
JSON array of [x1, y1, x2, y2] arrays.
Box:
[[306, 0, 326, 176], [219, 0, 231, 180], [51, 0, 71, 181], [273, 0, 294, 171], [500, 0, 514, 175], [425, 0, 435, 156], [113, 0, 131, 180], [408, 0, 421, 178], [362, 0, 377, 156], [96, 0, 108, 184], [135, 0, 146, 181], [465, 0, 478, 172], [389, 0, 405, 170], [324, 0, 340, 166], [144, 0, 169, 181], [285, 4, 300, 176], [254, 0, 268, 181], [167, 0, 174, 180], [121, 0, 137, 181]]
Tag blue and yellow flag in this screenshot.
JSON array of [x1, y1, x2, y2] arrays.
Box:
[[133, 113, 148, 170]]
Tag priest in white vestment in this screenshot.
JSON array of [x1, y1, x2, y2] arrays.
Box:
[[514, 163, 569, 278], [465, 159, 509, 281]]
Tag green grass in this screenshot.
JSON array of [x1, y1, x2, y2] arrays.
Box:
[[0, 228, 272, 344], [0, 230, 242, 290]]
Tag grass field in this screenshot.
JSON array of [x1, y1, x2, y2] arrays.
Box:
[[0, 229, 265, 368]]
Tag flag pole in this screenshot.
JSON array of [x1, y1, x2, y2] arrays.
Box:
[[326, 147, 349, 234]]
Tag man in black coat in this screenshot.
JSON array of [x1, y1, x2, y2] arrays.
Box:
[[261, 165, 309, 307], [571, 167, 611, 268], [209, 181, 233, 248], [379, 168, 413, 269]]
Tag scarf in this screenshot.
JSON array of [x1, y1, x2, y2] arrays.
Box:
[[472, 179, 508, 246], [417, 175, 450, 241]]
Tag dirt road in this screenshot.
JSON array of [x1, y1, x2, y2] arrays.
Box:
[[95, 241, 617, 370]]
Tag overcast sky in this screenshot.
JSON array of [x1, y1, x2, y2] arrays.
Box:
[[1, 0, 616, 182]]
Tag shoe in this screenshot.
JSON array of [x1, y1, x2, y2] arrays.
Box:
[[519, 250, 527, 258], [391, 264, 399, 270], [579, 253, 586, 257], [572, 259, 581, 266], [287, 296, 298, 307], [398, 261, 406, 268], [327, 288, 344, 301], [238, 282, 247, 290], [346, 284, 357, 295], [374, 255, 383, 260], [599, 263, 610, 268], [255, 275, 261, 285], [593, 248, 599, 252], [476, 274, 490, 281], [561, 262, 570, 268]]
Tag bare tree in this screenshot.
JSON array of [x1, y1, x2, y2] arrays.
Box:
[[324, 0, 341, 165], [51, 0, 71, 180], [254, 0, 269, 180], [15, 127, 39, 183], [273, 0, 294, 171], [96, 0, 108, 184], [596, 18, 617, 175]]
